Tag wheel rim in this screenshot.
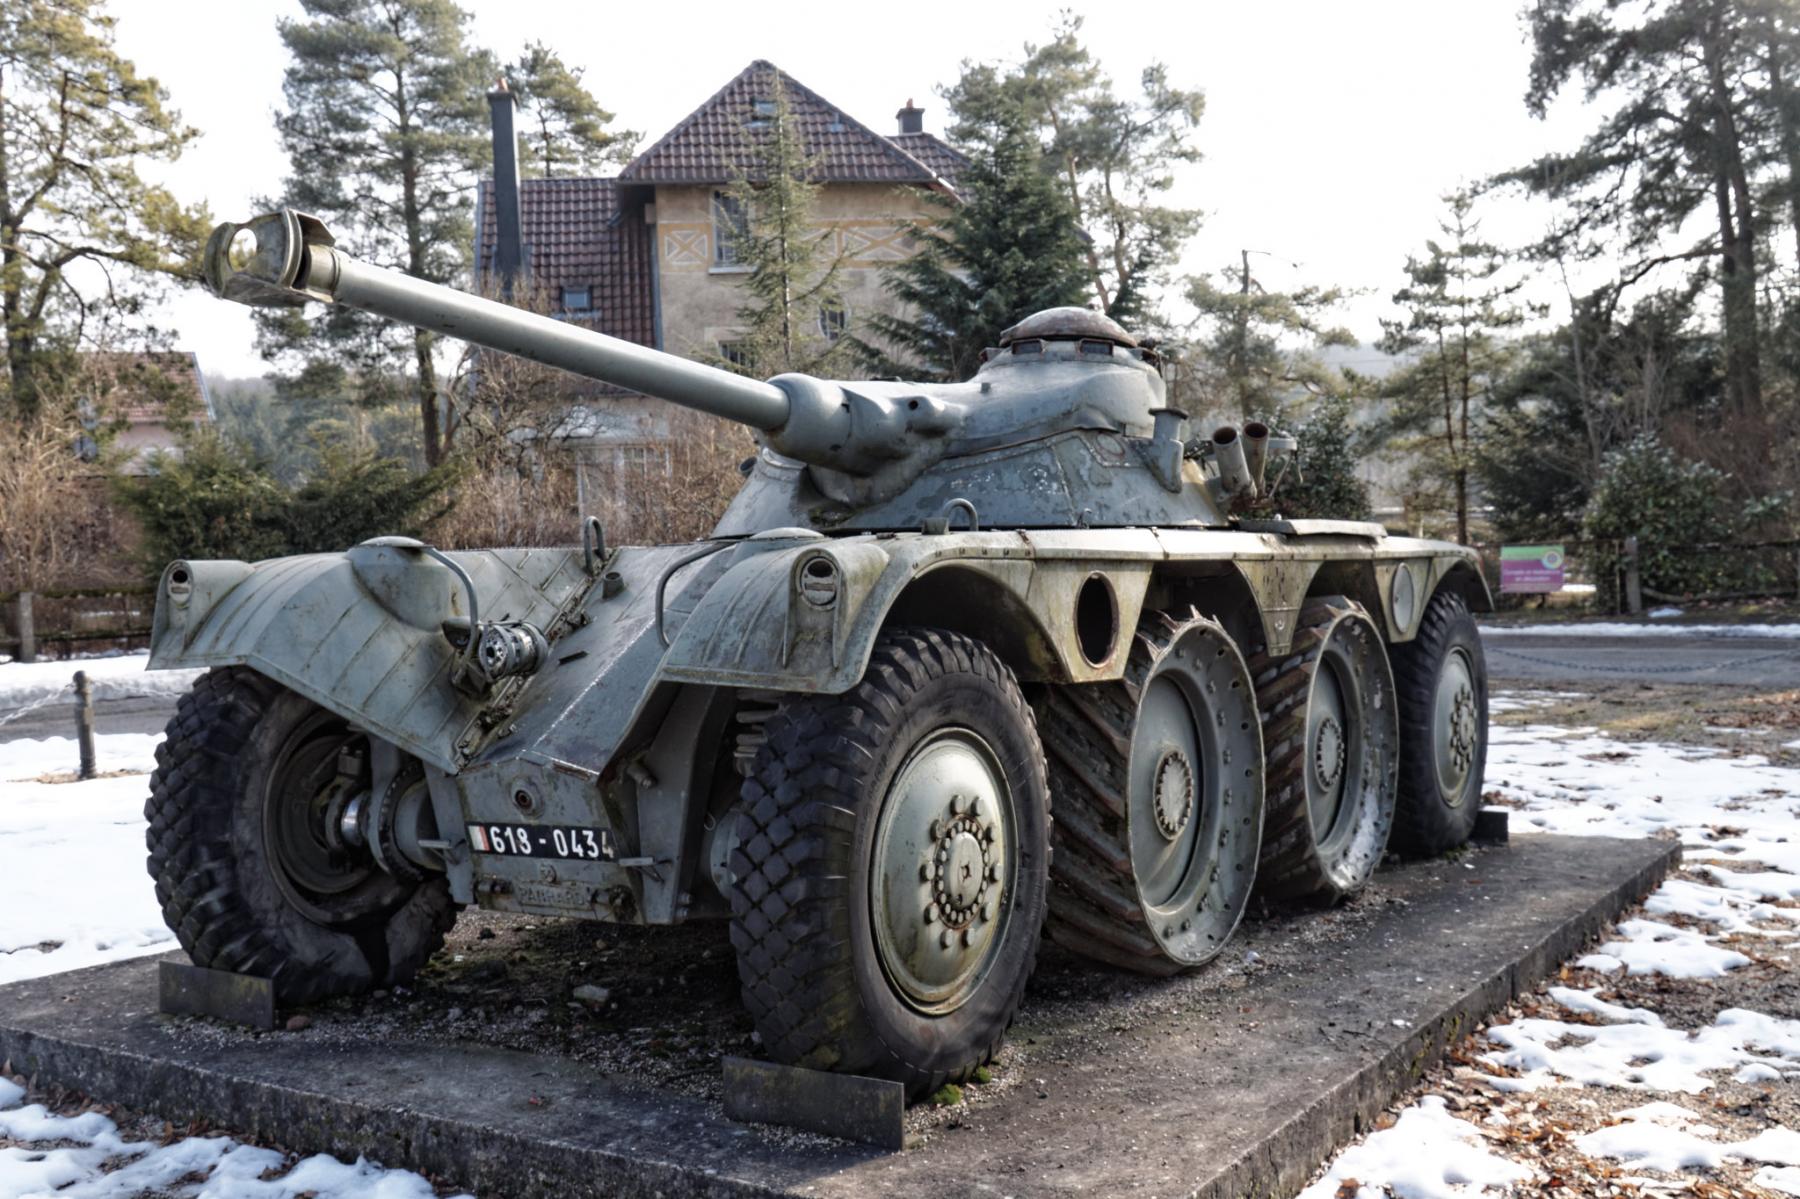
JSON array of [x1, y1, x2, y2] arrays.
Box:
[[262, 711, 396, 926], [1306, 649, 1360, 854], [1123, 623, 1262, 964], [1129, 676, 1205, 908], [870, 728, 1013, 1015], [1432, 647, 1479, 805]]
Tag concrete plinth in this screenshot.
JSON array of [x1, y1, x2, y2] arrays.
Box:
[[0, 834, 1677, 1199]]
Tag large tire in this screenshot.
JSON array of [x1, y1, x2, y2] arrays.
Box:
[[1250, 596, 1399, 902], [728, 629, 1049, 1098], [145, 667, 457, 1006], [1035, 610, 1264, 976], [1389, 589, 1489, 856]]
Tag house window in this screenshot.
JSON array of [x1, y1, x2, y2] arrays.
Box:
[[614, 444, 671, 476], [747, 98, 777, 129], [713, 192, 749, 266], [818, 302, 848, 342], [561, 285, 592, 313], [719, 340, 753, 370]]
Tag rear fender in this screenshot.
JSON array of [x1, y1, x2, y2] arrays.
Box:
[[147, 542, 593, 772]]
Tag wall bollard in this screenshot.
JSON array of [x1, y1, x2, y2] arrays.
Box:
[[1623, 535, 1643, 615], [74, 670, 97, 781]]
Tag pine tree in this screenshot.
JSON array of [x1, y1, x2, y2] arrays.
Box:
[[1184, 251, 1357, 423], [265, 0, 496, 467], [0, 0, 210, 421], [711, 74, 857, 379], [946, 15, 1204, 326], [872, 96, 1088, 381], [1378, 191, 1533, 545], [505, 42, 638, 177]]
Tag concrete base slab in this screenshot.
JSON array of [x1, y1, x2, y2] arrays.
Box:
[[0, 834, 1676, 1199]]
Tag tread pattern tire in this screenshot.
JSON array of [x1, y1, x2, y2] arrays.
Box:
[[1390, 589, 1489, 856], [1249, 596, 1398, 902], [728, 628, 1049, 1099], [145, 667, 457, 1005], [1035, 610, 1263, 976]]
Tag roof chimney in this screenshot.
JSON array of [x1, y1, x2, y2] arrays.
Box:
[[488, 79, 523, 297], [896, 98, 924, 136]]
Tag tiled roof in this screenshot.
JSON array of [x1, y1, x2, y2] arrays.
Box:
[[475, 176, 656, 351], [620, 60, 952, 189], [80, 352, 212, 424], [889, 131, 969, 192]]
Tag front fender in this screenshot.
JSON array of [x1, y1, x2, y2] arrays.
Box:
[[147, 544, 592, 772]]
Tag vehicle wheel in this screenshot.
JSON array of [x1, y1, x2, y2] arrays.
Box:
[[1034, 610, 1264, 975], [1389, 589, 1488, 856], [728, 628, 1049, 1098], [1250, 596, 1399, 902], [145, 667, 457, 1005]]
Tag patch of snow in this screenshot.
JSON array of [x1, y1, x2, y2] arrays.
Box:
[[1576, 918, 1751, 979], [1644, 877, 1797, 937], [0, 747, 173, 985], [1480, 621, 1800, 639], [1544, 985, 1661, 1026], [1480, 999, 1800, 1094], [1648, 606, 1684, 619], [1695, 863, 1800, 903], [1575, 1100, 1800, 1175], [0, 731, 164, 781], [1295, 1096, 1531, 1198], [0, 1085, 467, 1198], [1760, 1165, 1800, 1196], [0, 650, 201, 710]]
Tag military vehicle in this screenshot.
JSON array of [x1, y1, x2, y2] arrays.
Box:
[[145, 209, 1490, 1099]]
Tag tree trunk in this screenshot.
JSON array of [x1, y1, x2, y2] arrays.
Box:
[[1704, 28, 1764, 419], [1763, 26, 1800, 275]]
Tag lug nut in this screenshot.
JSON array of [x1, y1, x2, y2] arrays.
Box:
[[940, 929, 953, 948]]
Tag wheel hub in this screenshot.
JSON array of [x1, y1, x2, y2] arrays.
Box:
[[929, 804, 996, 929], [1432, 649, 1480, 802], [871, 731, 1011, 1013], [1448, 685, 1476, 772], [1312, 714, 1346, 791], [1151, 748, 1194, 840]]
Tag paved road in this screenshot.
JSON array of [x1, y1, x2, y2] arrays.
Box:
[[1, 694, 177, 742], [1480, 630, 1800, 687]]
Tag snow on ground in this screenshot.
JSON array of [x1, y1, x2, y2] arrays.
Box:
[[1300, 689, 1800, 1197], [0, 1077, 468, 1199], [1479, 621, 1800, 639], [0, 650, 201, 715], [0, 733, 174, 987]]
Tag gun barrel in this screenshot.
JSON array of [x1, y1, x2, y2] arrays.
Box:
[[206, 210, 790, 432]]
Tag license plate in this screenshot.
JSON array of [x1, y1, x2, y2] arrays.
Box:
[[468, 823, 614, 861]]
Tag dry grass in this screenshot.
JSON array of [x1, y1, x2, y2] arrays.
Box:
[[1492, 682, 1800, 761], [0, 418, 136, 594], [429, 409, 755, 551]]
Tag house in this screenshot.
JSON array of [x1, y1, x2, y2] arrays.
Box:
[[77, 351, 214, 474], [473, 61, 967, 491]]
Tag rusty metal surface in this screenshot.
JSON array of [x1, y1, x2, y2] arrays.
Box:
[[721, 1056, 906, 1150], [158, 961, 275, 1030]]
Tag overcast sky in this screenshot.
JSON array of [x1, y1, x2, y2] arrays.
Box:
[[109, 0, 1597, 378]]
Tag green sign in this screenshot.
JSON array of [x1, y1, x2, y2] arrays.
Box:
[[1499, 544, 1565, 593]]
